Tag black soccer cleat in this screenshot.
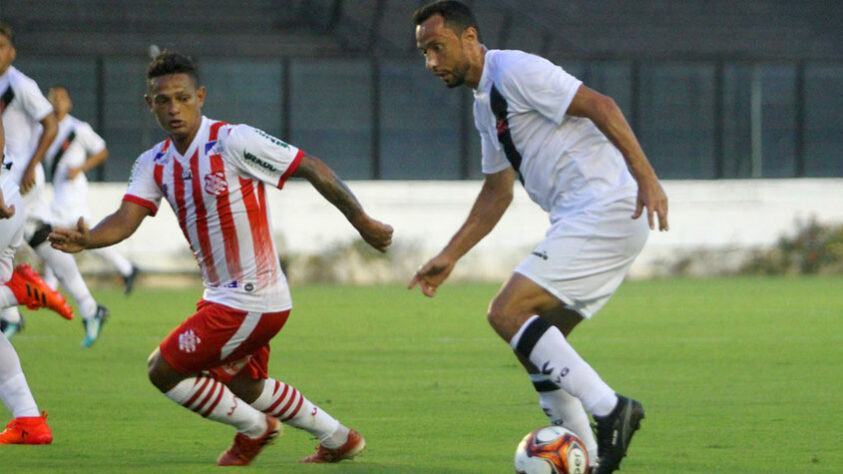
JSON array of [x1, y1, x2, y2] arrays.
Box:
[[593, 394, 645, 473], [122, 266, 140, 295]]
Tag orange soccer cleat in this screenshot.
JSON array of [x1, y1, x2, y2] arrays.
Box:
[[5, 264, 73, 320], [0, 411, 53, 445], [300, 428, 366, 463], [216, 415, 281, 466]]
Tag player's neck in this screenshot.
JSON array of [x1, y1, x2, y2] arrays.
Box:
[[465, 45, 487, 90], [54, 111, 67, 122], [170, 127, 200, 155]]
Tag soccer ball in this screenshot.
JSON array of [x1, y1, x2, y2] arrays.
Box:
[[514, 426, 589, 474]]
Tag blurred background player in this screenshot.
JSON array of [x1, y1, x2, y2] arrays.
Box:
[[0, 21, 108, 346], [50, 51, 393, 466], [410, 2, 668, 473], [40, 85, 140, 294], [0, 113, 74, 445]]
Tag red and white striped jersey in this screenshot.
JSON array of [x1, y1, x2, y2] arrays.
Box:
[[124, 117, 303, 312]]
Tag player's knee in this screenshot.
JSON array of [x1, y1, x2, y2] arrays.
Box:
[[147, 349, 181, 392], [487, 296, 516, 337]]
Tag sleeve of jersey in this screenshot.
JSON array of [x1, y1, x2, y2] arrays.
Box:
[[122, 154, 162, 216], [480, 132, 510, 175], [505, 54, 582, 126], [223, 124, 304, 189], [19, 77, 54, 122], [76, 123, 107, 155]]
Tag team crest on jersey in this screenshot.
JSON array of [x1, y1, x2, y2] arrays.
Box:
[[204, 171, 228, 195], [178, 330, 202, 353], [182, 169, 192, 180]]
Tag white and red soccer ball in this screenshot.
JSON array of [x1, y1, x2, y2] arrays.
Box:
[[514, 426, 589, 474]]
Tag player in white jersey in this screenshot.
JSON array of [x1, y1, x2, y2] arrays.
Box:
[[50, 51, 393, 466], [410, 3, 669, 473], [42, 86, 139, 294], [0, 22, 109, 346], [0, 111, 75, 445]]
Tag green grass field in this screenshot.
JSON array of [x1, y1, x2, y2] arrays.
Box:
[[0, 276, 841, 473]]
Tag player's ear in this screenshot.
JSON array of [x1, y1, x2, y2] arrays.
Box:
[[462, 26, 478, 44], [196, 86, 206, 107], [144, 94, 153, 109]]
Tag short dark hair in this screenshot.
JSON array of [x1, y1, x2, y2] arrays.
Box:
[[146, 50, 198, 85], [413, 1, 481, 41], [0, 21, 15, 46]]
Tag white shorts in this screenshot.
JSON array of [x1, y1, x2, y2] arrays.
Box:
[[16, 166, 53, 241], [514, 197, 649, 319], [0, 183, 26, 283]]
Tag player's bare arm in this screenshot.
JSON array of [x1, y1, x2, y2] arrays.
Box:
[[409, 167, 515, 297], [49, 200, 150, 253], [0, 121, 10, 219], [0, 192, 13, 219], [21, 113, 58, 194], [69, 148, 108, 180], [567, 85, 669, 231], [292, 154, 393, 252]]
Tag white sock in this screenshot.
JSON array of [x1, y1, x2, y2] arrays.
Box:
[[251, 378, 347, 448], [0, 336, 40, 417], [1, 306, 22, 324], [511, 316, 617, 417], [530, 373, 598, 465], [34, 242, 97, 319], [165, 375, 267, 437], [0, 286, 17, 308], [42, 266, 59, 291], [93, 247, 134, 277]]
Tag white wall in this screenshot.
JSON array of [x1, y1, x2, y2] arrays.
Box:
[[71, 178, 843, 280]]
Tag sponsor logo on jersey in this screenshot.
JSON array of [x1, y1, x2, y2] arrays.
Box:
[[532, 250, 548, 260], [254, 128, 290, 149], [204, 171, 228, 195], [244, 151, 278, 173], [178, 329, 202, 353], [223, 280, 238, 288], [244, 283, 255, 292]]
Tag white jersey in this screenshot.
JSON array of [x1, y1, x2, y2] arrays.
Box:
[[473, 50, 637, 220], [0, 65, 53, 187], [125, 116, 303, 313], [44, 114, 105, 226]]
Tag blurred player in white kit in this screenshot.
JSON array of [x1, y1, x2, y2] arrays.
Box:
[[0, 98, 75, 445], [40, 85, 140, 294], [0, 21, 108, 347]]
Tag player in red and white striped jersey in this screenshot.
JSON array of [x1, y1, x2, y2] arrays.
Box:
[[49, 51, 392, 466]]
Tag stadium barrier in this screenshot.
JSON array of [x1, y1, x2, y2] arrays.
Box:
[[54, 179, 843, 283]]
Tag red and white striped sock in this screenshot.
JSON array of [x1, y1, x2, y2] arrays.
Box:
[[251, 378, 347, 448], [165, 375, 267, 437]]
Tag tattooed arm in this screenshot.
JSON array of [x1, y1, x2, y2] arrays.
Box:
[[292, 154, 393, 252]]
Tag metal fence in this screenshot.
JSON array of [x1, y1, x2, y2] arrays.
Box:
[[16, 53, 841, 182]]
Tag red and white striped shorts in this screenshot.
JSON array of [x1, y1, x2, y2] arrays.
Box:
[[159, 299, 290, 382]]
